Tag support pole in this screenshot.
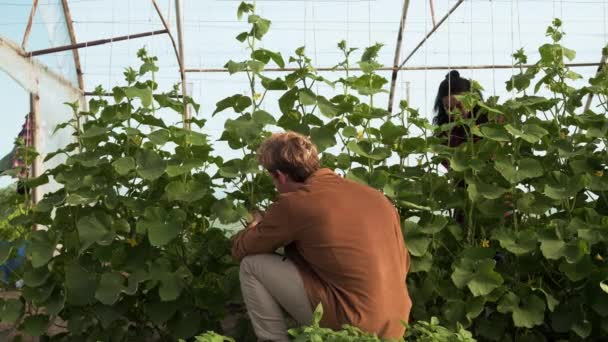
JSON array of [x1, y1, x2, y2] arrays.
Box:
[[429, 0, 437, 27], [583, 49, 608, 113], [175, 0, 190, 128], [27, 30, 168, 57], [61, 0, 85, 91], [151, 0, 188, 128], [22, 0, 39, 49], [30, 93, 41, 205], [387, 0, 410, 113], [397, 0, 465, 70]]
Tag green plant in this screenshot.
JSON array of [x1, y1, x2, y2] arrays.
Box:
[[0, 184, 29, 243], [189, 304, 476, 342], [1, 2, 607, 341], [0, 49, 242, 341], [212, 9, 608, 341]]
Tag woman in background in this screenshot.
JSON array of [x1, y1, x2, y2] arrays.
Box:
[[433, 70, 488, 148], [433, 70, 511, 226]]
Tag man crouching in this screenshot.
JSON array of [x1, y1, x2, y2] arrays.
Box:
[[231, 132, 412, 342]]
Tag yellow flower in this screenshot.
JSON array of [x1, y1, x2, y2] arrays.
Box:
[[131, 136, 142, 145], [127, 237, 138, 247], [253, 93, 262, 100], [595, 170, 604, 177], [481, 239, 490, 248], [357, 130, 364, 140]]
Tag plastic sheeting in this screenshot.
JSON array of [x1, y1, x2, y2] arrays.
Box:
[[0, 36, 84, 198]]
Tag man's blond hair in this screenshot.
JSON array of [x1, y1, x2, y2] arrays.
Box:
[[257, 132, 320, 182]]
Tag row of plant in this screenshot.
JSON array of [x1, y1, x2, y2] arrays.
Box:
[[1, 1, 608, 341]]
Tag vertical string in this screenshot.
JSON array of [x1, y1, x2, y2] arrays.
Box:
[[108, 0, 115, 90], [312, 0, 320, 101], [127, 0, 131, 64], [516, 0, 522, 49], [424, 0, 429, 118], [604, 0, 607, 42], [470, 0, 474, 80], [312, 1, 318, 67], [198, 12, 203, 119], [510, 0, 516, 98], [346, 0, 350, 43], [490, 0, 496, 96], [448, 0, 452, 79], [368, 0, 372, 45], [304, 1, 307, 52]]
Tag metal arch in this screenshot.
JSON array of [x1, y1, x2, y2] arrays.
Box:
[[22, 0, 39, 49], [151, 0, 189, 127], [387, 0, 410, 113], [397, 0, 465, 71], [61, 0, 85, 91]]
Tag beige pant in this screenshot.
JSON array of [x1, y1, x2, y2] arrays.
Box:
[[239, 254, 314, 342]]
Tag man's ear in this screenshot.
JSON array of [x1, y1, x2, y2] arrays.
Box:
[[274, 170, 288, 183]]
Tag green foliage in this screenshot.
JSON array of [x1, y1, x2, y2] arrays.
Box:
[[1, 48, 240, 341], [3, 6, 608, 341], [0, 184, 29, 243], [190, 304, 475, 342]]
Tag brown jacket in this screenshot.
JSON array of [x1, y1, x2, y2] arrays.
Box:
[[232, 168, 412, 339]]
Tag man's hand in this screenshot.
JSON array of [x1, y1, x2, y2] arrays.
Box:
[[246, 210, 264, 229]]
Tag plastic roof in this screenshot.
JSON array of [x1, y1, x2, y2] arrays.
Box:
[[1, 0, 608, 138]]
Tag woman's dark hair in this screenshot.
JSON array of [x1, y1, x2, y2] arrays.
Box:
[[433, 70, 481, 125]]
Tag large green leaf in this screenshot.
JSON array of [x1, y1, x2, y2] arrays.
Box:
[[299, 88, 317, 106], [23, 265, 50, 287], [137, 207, 186, 247], [317, 96, 339, 118], [112, 157, 135, 176], [77, 212, 114, 252], [480, 124, 510, 142], [211, 199, 248, 224], [380, 121, 407, 145], [166, 159, 206, 177], [136, 149, 166, 180], [251, 49, 285, 68], [0, 243, 13, 264], [65, 262, 97, 305], [0, 298, 23, 324], [95, 272, 126, 305], [452, 258, 503, 297], [28, 231, 55, 268], [505, 123, 548, 143], [248, 14, 271, 40], [310, 126, 337, 152], [22, 282, 54, 304], [402, 221, 431, 257], [165, 180, 207, 203], [252, 110, 276, 125], [347, 141, 391, 160], [124, 86, 153, 108], [498, 292, 546, 328], [21, 314, 49, 336], [559, 256, 592, 281], [468, 180, 507, 201], [492, 229, 538, 255], [538, 229, 566, 260], [495, 157, 543, 184], [544, 173, 586, 200]]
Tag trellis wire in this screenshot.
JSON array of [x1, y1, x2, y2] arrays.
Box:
[[490, 0, 496, 95]]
